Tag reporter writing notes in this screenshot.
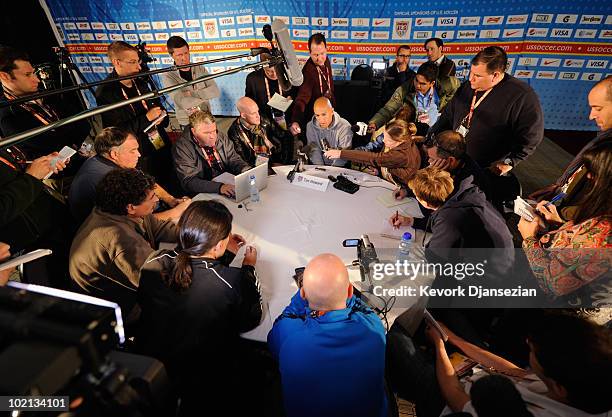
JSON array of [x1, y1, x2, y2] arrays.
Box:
[[0, 148, 71, 287], [172, 110, 250, 198], [137, 200, 262, 416], [519, 141, 612, 304]]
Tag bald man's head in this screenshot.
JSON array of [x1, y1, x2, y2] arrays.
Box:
[[237, 96, 261, 127], [313, 97, 334, 129], [301, 253, 352, 311], [589, 75, 612, 131], [589, 76, 612, 131]]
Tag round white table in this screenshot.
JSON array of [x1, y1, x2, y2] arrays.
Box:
[[193, 165, 424, 341]]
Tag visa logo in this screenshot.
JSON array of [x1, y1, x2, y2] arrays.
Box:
[[552, 29, 572, 37], [587, 60, 607, 68], [438, 17, 456, 26]]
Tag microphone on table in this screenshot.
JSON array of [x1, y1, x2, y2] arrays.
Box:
[[351, 122, 369, 136], [287, 143, 315, 182], [269, 19, 304, 92]]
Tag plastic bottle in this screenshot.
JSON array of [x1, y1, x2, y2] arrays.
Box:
[[249, 174, 260, 202], [397, 232, 413, 261]]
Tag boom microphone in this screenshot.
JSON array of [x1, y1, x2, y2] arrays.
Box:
[[271, 19, 304, 89]]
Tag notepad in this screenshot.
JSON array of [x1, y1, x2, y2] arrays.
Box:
[[377, 192, 410, 208], [267, 93, 293, 112]]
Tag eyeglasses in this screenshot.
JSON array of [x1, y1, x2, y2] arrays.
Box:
[[397, 54, 411, 59]]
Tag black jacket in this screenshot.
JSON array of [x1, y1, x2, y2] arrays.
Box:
[[0, 93, 89, 161], [429, 74, 544, 168], [227, 116, 293, 166], [427, 175, 513, 249], [436, 55, 457, 78], [95, 71, 170, 158], [413, 155, 490, 231], [0, 161, 69, 251], [245, 68, 298, 122], [382, 63, 416, 103], [136, 249, 262, 398]]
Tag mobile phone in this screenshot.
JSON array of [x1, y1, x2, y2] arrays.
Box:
[[293, 267, 305, 287], [343, 238, 361, 247], [45, 146, 77, 179]]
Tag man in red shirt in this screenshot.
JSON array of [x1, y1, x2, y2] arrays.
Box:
[[289, 33, 335, 139]]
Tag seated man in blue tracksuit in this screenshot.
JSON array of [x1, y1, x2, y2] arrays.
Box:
[[268, 253, 388, 417]]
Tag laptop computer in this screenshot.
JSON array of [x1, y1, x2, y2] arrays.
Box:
[[233, 162, 269, 203]]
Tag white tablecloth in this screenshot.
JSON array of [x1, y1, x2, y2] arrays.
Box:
[[193, 165, 424, 341]]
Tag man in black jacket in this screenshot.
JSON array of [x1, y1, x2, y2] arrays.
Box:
[[245, 52, 297, 129], [95, 41, 173, 189], [0, 148, 71, 287], [393, 130, 490, 231], [381, 45, 416, 103], [0, 45, 89, 175], [429, 46, 543, 174], [227, 97, 292, 167], [424, 38, 456, 78]]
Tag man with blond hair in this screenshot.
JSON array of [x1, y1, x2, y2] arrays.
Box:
[[391, 166, 512, 249], [172, 110, 249, 197], [268, 253, 388, 417]]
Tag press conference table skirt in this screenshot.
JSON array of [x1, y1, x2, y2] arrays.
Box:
[[193, 165, 423, 341]]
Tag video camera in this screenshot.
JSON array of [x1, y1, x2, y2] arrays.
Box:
[[0, 283, 170, 416], [343, 235, 379, 286]]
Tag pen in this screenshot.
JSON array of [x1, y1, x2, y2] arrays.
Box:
[[393, 210, 399, 229], [544, 192, 566, 207], [315, 167, 326, 171]]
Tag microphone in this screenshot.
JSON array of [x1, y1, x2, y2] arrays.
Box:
[[319, 138, 331, 152], [271, 19, 304, 89], [262, 24, 274, 42], [351, 122, 369, 136], [287, 143, 316, 182]]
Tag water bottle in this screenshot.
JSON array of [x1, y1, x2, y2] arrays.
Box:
[[397, 232, 413, 261], [249, 174, 260, 203]]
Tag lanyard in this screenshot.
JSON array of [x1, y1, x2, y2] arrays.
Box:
[[3, 87, 58, 126], [193, 137, 224, 171], [316, 65, 331, 96], [0, 147, 28, 171], [417, 89, 434, 110], [466, 88, 493, 128], [120, 81, 149, 115], [264, 76, 283, 102], [238, 120, 272, 154]]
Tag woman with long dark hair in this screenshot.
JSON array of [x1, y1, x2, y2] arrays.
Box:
[[519, 140, 612, 301], [136, 200, 262, 415]]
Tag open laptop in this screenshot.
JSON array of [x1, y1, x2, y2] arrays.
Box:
[[232, 162, 269, 203]]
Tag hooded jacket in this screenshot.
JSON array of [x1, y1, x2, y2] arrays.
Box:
[[306, 111, 353, 166], [428, 175, 513, 249]]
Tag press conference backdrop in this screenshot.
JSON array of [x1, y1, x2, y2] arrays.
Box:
[[41, 0, 611, 131]]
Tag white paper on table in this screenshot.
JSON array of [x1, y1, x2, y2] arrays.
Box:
[[267, 93, 293, 112], [377, 192, 411, 208], [212, 172, 235, 186]]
